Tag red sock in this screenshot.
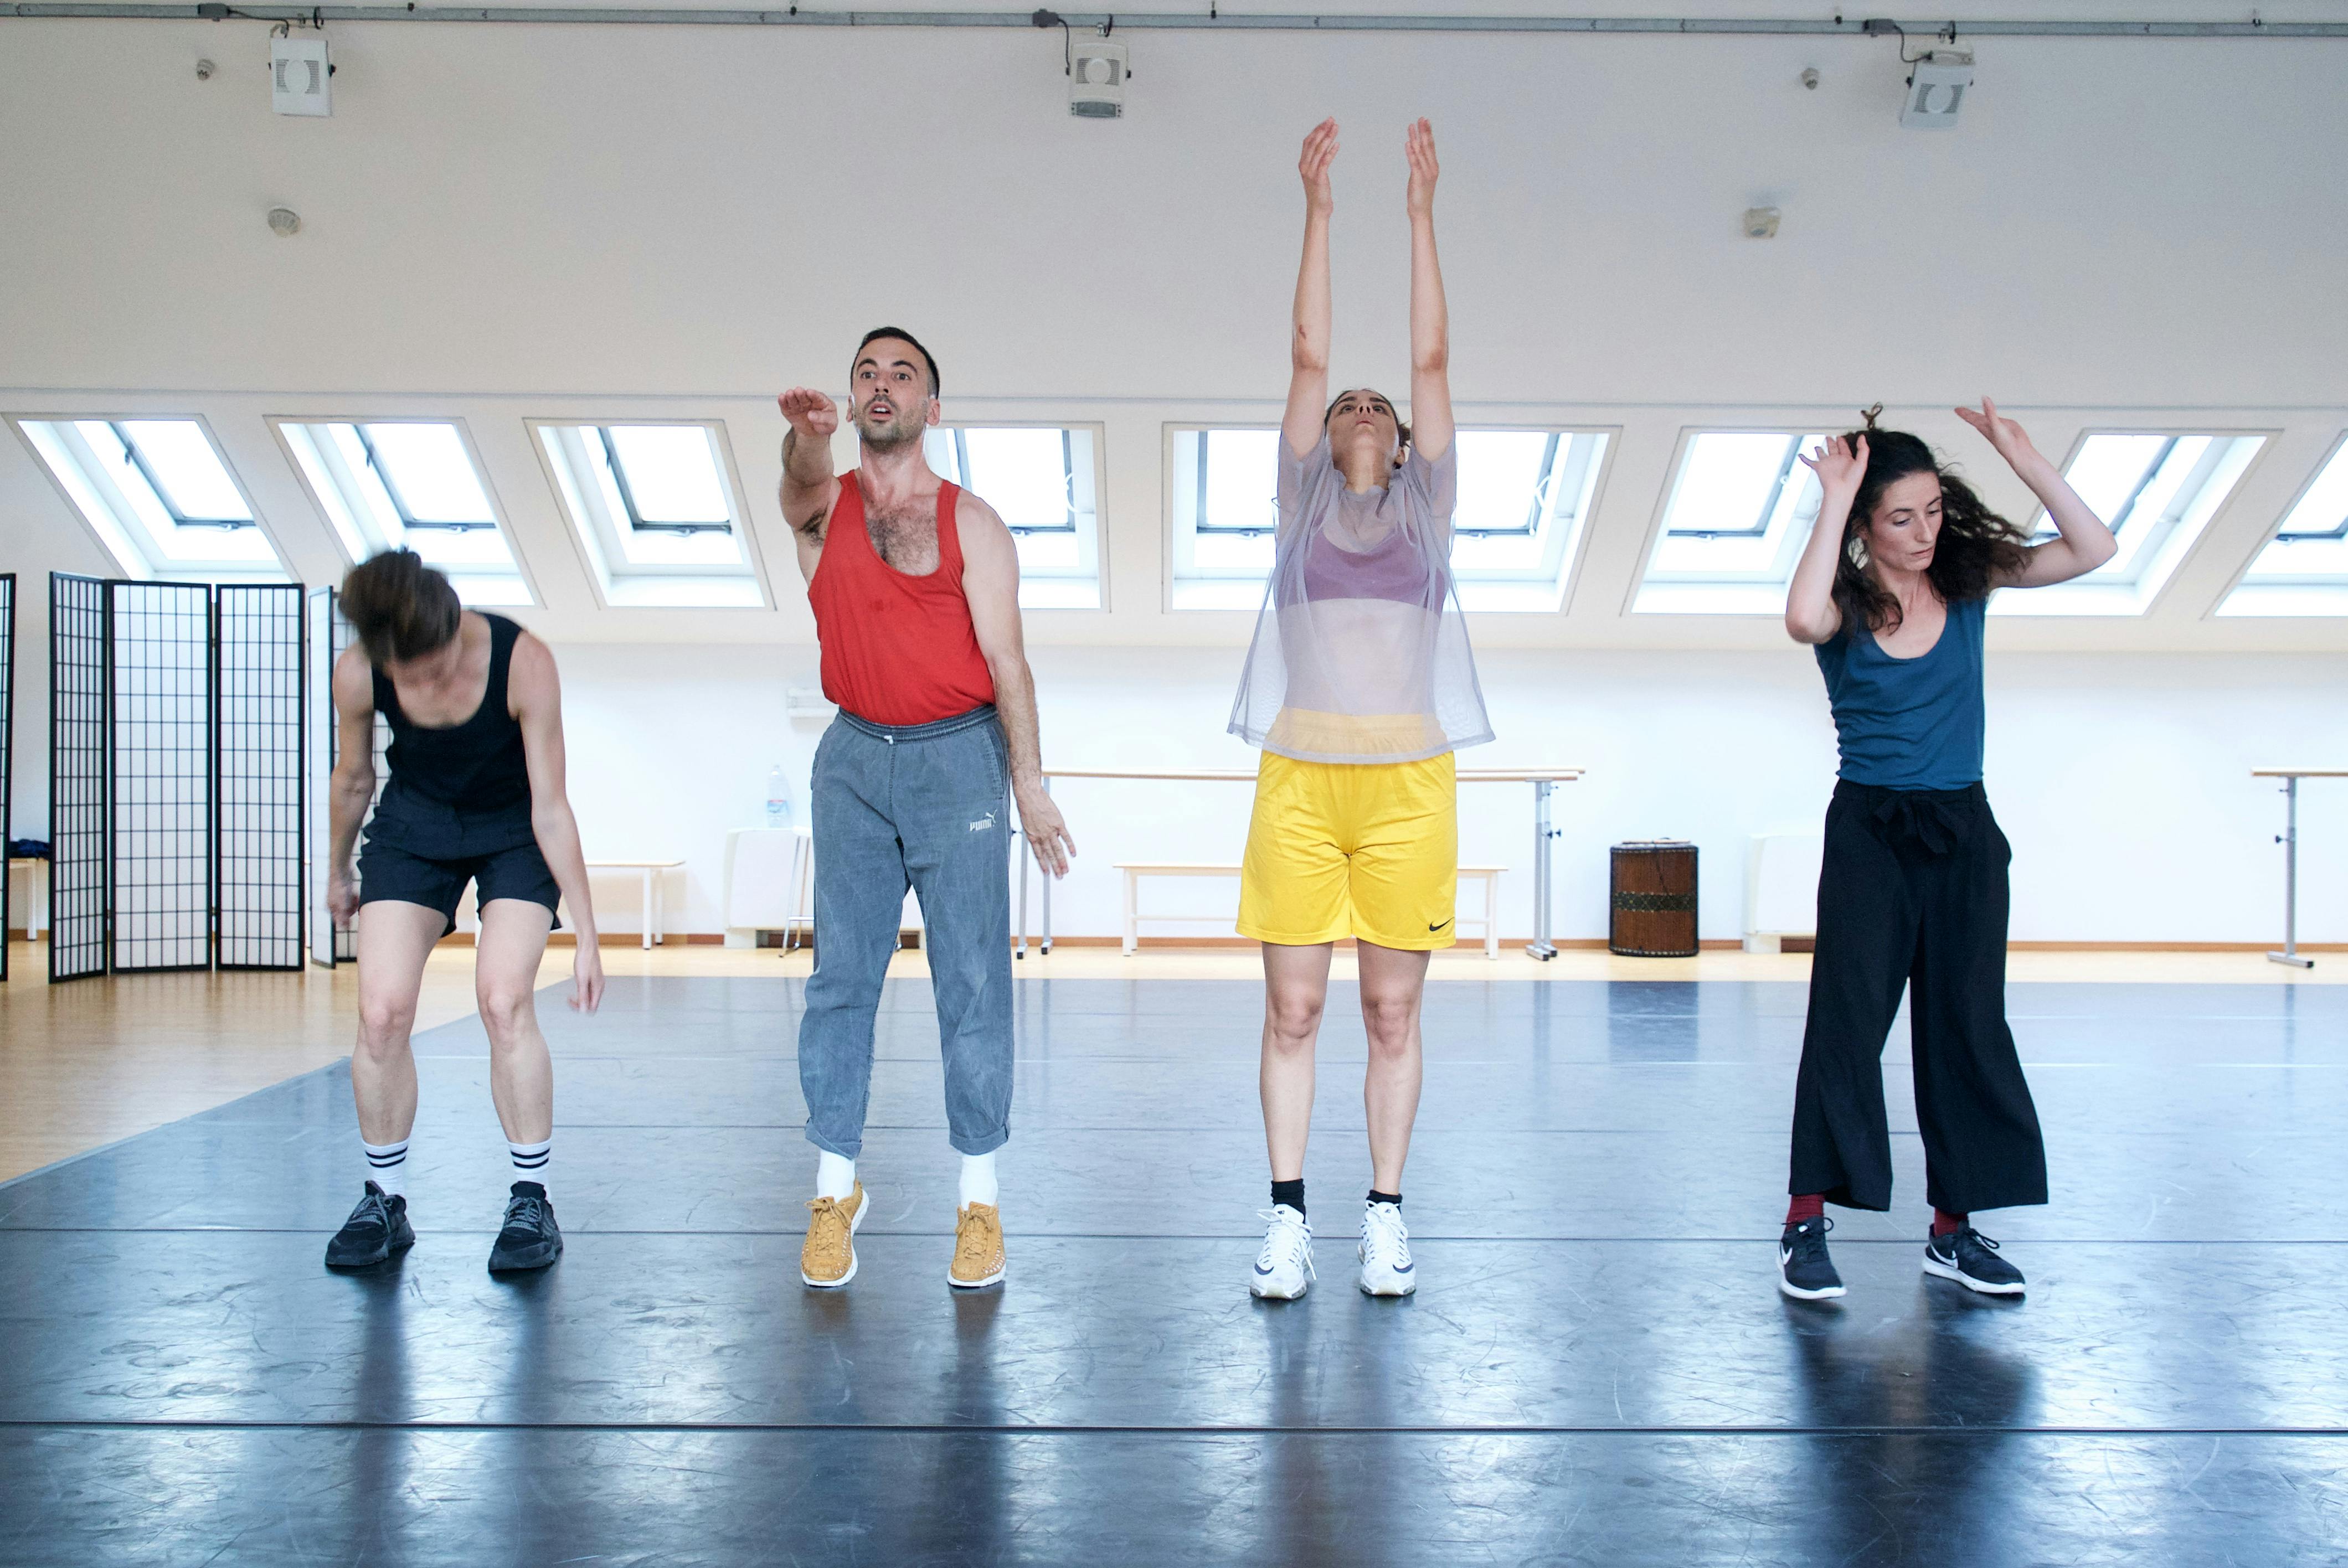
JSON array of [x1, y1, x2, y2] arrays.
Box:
[[1785, 1194, 1825, 1225], [1932, 1209, 1967, 1236]]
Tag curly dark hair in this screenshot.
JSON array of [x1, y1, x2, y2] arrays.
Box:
[[1832, 416, 2030, 635]]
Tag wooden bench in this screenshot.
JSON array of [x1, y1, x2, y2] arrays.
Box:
[[1114, 863, 1504, 959]]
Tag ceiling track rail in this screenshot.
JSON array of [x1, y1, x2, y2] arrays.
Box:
[[2, 6, 2344, 35]]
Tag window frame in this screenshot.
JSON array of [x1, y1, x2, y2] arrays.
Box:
[[7, 411, 290, 581], [269, 414, 539, 606], [2215, 431, 2348, 618], [922, 419, 1107, 611], [1991, 425, 2269, 618], [1163, 421, 1616, 614], [1630, 426, 1831, 617], [526, 416, 773, 611]]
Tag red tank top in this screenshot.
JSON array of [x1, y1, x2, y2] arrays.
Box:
[[809, 473, 998, 726]]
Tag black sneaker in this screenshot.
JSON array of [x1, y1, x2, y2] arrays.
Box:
[[1923, 1225, 2025, 1295], [487, 1180, 563, 1273], [325, 1180, 415, 1269], [1777, 1215, 1846, 1300]]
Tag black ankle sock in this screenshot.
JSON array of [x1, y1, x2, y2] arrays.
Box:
[[1270, 1179, 1305, 1218], [1367, 1190, 1402, 1208]]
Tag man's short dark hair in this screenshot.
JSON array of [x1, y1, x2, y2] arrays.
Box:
[[856, 327, 940, 399]]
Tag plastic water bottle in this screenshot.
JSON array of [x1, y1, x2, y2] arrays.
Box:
[[765, 766, 792, 831]]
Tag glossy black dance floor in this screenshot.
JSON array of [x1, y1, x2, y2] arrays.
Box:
[[6, 976, 2347, 1565]]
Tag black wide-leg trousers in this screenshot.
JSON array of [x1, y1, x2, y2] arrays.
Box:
[[1788, 780, 2048, 1215]]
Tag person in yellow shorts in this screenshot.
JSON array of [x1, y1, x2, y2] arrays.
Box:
[[1227, 117, 1494, 1301]]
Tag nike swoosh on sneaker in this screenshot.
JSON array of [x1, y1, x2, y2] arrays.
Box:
[[1255, 1262, 1276, 1276], [1779, 1247, 1794, 1266]]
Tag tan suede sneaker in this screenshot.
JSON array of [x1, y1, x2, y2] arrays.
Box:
[[949, 1201, 1006, 1288], [801, 1182, 868, 1288]]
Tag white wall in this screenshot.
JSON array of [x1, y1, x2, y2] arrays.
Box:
[[550, 641, 2348, 945]]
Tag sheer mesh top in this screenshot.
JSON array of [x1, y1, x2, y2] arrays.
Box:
[[1227, 435, 1493, 764]]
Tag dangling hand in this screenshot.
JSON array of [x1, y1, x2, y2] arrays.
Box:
[[1954, 398, 2042, 474], [1299, 118, 1338, 217], [1800, 433, 1870, 503], [1404, 117, 1439, 219]]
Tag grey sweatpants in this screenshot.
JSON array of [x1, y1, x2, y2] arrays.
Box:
[[799, 704, 1013, 1159]]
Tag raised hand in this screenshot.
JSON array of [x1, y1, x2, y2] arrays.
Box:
[[1405, 117, 1439, 218], [1954, 398, 2042, 474], [777, 388, 841, 441], [1299, 117, 1338, 215], [1800, 434, 1870, 502]]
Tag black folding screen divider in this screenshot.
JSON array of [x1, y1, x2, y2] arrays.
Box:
[[218, 585, 306, 969], [0, 574, 13, 983], [49, 575, 108, 982], [45, 574, 306, 981]]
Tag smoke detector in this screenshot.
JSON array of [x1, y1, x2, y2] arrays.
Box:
[[271, 35, 332, 117], [1070, 37, 1127, 118], [1743, 206, 1781, 239], [1900, 49, 1973, 130], [267, 207, 301, 237]]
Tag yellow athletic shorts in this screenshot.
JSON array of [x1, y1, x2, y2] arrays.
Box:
[[1237, 750, 1459, 951]]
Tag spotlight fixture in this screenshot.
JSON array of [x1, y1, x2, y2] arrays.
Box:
[[1742, 206, 1781, 240], [1800, 66, 1819, 90], [1899, 49, 1973, 130], [195, 57, 216, 80], [270, 34, 332, 117], [267, 207, 301, 237], [1069, 36, 1128, 118]]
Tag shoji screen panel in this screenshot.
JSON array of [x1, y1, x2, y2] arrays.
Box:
[[217, 585, 303, 969], [0, 574, 13, 981], [109, 581, 213, 973], [48, 574, 108, 982]]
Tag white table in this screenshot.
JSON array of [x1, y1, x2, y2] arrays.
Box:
[[1019, 767, 1582, 959], [2253, 768, 2346, 968], [588, 859, 684, 950]]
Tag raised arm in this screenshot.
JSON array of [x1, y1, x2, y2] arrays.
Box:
[[326, 647, 379, 926], [959, 492, 1077, 879], [1404, 118, 1453, 463], [509, 634, 603, 1014], [1957, 399, 2119, 589], [776, 388, 843, 582], [1785, 435, 1867, 645], [1281, 119, 1338, 461]]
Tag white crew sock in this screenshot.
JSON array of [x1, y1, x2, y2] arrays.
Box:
[[817, 1151, 857, 1201], [508, 1137, 551, 1192], [959, 1151, 999, 1209], [363, 1137, 410, 1199]]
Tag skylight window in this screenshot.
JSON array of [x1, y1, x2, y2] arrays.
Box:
[[10, 416, 285, 580], [274, 419, 532, 606], [924, 425, 1103, 610], [2218, 435, 2348, 617], [1993, 431, 2263, 616], [1633, 431, 1826, 615], [1167, 426, 1610, 612], [532, 421, 765, 609]]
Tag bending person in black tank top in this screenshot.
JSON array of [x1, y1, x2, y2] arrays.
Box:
[[1772, 404, 2118, 1304], [321, 549, 603, 1276]]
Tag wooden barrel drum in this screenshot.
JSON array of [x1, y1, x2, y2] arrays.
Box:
[[1609, 840, 1698, 958]]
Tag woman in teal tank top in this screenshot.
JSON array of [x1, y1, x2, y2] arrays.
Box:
[[1772, 404, 2119, 1304]]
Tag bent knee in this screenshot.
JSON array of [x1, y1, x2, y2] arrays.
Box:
[[476, 987, 538, 1043], [356, 998, 418, 1049]]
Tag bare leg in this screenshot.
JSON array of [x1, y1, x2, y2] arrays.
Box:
[[1358, 941, 1430, 1194], [475, 899, 556, 1144], [1260, 942, 1333, 1183], [352, 901, 447, 1146]]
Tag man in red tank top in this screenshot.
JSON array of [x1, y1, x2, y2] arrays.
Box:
[[775, 327, 1076, 1293]]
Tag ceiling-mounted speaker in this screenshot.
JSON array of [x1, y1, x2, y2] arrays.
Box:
[[271, 35, 331, 117], [1070, 38, 1127, 118]]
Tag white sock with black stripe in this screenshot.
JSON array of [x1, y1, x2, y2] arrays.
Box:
[[508, 1137, 551, 1192], [363, 1137, 409, 1198]]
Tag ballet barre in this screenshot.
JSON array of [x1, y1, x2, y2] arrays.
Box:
[[1013, 767, 1584, 959], [2252, 768, 2347, 968]]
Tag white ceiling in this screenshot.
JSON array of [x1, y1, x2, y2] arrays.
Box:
[[2, 8, 2344, 649]]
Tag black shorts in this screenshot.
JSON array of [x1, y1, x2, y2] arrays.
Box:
[[358, 839, 562, 937]]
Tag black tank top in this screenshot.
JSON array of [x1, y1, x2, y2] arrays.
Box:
[[367, 612, 537, 858]]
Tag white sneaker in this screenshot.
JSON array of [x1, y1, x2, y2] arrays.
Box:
[[1250, 1205, 1314, 1299], [1358, 1200, 1415, 1296]]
